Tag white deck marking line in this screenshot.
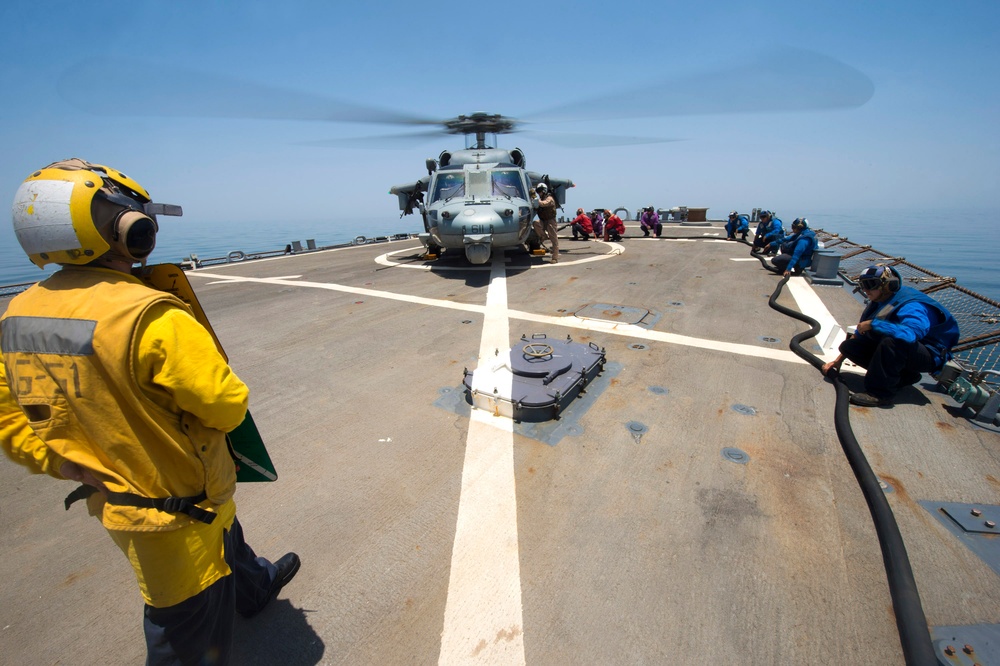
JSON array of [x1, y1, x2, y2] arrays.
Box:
[[192, 272, 490, 314], [374, 243, 625, 270], [784, 277, 849, 359], [185, 240, 398, 272], [439, 253, 526, 665], [730, 258, 760, 262], [508, 309, 808, 364], [190, 273, 804, 363]]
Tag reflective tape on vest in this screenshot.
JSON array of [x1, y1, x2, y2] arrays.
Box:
[[1, 316, 96, 355]]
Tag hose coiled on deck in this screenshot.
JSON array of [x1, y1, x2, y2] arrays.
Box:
[[767, 273, 937, 666]]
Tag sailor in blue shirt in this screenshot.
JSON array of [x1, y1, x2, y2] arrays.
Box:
[[725, 211, 750, 241], [821, 265, 961, 407], [765, 218, 818, 276], [752, 210, 783, 253]]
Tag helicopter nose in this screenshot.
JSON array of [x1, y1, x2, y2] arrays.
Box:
[[446, 206, 503, 234]]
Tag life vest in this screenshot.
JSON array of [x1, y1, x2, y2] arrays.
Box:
[[780, 229, 818, 269], [0, 266, 236, 530], [536, 195, 558, 222], [863, 286, 961, 368]]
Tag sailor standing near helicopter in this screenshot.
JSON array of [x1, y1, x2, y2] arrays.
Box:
[[531, 183, 560, 263]]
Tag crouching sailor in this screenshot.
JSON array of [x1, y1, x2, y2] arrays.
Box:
[[765, 218, 817, 276], [725, 210, 750, 241], [821, 264, 960, 407], [751, 210, 783, 253], [0, 159, 300, 664]]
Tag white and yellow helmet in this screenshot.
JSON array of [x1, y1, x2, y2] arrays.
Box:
[[11, 158, 182, 268]]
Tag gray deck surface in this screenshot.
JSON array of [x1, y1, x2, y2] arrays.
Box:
[[2, 223, 998, 665]]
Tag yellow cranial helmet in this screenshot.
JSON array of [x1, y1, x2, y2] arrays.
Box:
[[11, 158, 182, 268]]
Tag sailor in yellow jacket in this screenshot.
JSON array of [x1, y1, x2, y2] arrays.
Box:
[[0, 159, 299, 664]]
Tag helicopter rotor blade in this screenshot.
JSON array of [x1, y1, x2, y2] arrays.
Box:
[[54, 47, 873, 148], [57, 60, 442, 126], [518, 130, 683, 148], [526, 47, 875, 123], [297, 129, 452, 149]]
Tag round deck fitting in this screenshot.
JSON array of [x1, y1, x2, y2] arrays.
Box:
[[758, 336, 782, 344], [649, 386, 669, 395], [628, 343, 648, 351], [722, 447, 750, 464], [626, 421, 649, 435], [731, 404, 757, 416]]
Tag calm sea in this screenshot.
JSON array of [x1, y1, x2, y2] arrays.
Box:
[[2, 208, 997, 304]]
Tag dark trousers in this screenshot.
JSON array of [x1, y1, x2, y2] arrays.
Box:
[[838, 333, 937, 398], [571, 223, 590, 240], [144, 517, 277, 666], [769, 254, 803, 274]]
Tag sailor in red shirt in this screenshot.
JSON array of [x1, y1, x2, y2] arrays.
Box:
[[571, 208, 593, 240], [603, 209, 625, 242]]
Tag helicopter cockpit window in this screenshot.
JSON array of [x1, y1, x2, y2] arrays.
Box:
[[491, 170, 526, 199], [431, 172, 466, 202]]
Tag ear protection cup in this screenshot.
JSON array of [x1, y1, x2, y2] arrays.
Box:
[[883, 266, 902, 293], [113, 209, 158, 260]]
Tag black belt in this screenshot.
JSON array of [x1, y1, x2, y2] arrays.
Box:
[[64, 486, 217, 524]]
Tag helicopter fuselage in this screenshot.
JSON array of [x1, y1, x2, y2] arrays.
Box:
[[390, 140, 573, 264], [424, 159, 533, 264]]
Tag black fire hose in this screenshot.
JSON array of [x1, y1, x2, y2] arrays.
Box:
[[767, 274, 937, 666]]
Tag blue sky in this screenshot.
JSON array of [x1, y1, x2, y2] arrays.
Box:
[[0, 1, 996, 231]]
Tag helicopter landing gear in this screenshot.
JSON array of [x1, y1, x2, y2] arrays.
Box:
[[423, 244, 442, 260]]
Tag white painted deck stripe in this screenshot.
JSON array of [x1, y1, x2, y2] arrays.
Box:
[[439, 254, 525, 665], [373, 244, 624, 271], [784, 277, 849, 359], [507, 309, 808, 364], [191, 272, 806, 364]]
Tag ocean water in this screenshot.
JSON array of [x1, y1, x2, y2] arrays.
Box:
[[2, 208, 997, 304], [807, 208, 998, 304]]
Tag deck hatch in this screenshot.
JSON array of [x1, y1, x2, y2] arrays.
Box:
[[463, 334, 606, 422]]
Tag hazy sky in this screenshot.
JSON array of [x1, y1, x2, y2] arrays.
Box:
[[0, 1, 996, 230]]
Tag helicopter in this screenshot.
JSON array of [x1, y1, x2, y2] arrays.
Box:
[[388, 113, 573, 264]]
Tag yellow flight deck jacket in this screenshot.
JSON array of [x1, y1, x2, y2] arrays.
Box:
[[0, 265, 250, 606]]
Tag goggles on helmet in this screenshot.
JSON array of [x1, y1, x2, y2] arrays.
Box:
[[857, 276, 884, 291], [857, 266, 888, 292]]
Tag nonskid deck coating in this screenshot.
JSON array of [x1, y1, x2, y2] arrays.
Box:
[[1, 224, 998, 665]]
